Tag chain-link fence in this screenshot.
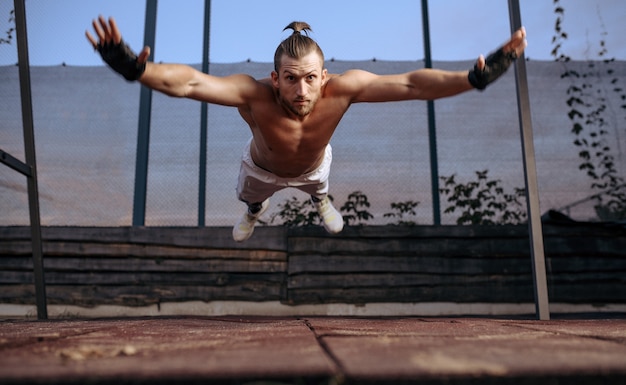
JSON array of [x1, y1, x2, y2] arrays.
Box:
[[2, 2, 625, 227]]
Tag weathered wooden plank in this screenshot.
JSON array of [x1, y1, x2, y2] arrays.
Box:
[[0, 256, 286, 273], [286, 274, 626, 305], [287, 282, 626, 304], [544, 237, 626, 257], [0, 226, 288, 250], [288, 255, 626, 275], [547, 256, 626, 273], [289, 223, 626, 239], [288, 271, 625, 289], [0, 241, 287, 261], [0, 282, 284, 306], [285, 284, 538, 304], [0, 270, 284, 285], [288, 255, 532, 275], [0, 285, 35, 303], [287, 273, 534, 289], [288, 237, 533, 257], [541, 222, 626, 237], [288, 234, 626, 257], [548, 272, 626, 285], [287, 225, 530, 239], [548, 283, 626, 303]]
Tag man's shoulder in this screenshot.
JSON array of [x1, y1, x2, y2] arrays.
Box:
[[327, 69, 369, 80], [230, 74, 273, 100], [256, 77, 273, 86], [325, 69, 377, 96], [226, 73, 271, 86]]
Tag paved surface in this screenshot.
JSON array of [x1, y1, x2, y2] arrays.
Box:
[[1, 315, 626, 384]]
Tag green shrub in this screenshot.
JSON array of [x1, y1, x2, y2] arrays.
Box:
[[340, 191, 374, 226], [440, 170, 527, 225], [383, 201, 420, 226], [267, 195, 323, 227]]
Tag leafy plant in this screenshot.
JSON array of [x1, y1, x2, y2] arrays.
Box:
[[551, 0, 626, 220], [340, 191, 373, 226], [383, 201, 419, 226], [266, 195, 323, 227], [439, 170, 527, 225], [269, 192, 374, 227]]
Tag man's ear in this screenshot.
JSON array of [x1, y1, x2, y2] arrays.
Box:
[[271, 71, 279, 88]]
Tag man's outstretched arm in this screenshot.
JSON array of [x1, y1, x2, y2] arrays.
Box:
[[86, 15, 260, 106], [344, 27, 527, 103]]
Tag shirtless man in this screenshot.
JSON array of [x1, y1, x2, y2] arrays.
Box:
[[87, 16, 527, 241]]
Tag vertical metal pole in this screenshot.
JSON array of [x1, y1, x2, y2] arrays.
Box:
[[198, 0, 211, 227], [508, 0, 550, 320], [132, 0, 158, 226], [421, 0, 441, 225], [14, 0, 47, 319]]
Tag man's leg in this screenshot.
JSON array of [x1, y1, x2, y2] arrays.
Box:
[[233, 198, 270, 242], [311, 195, 343, 234], [234, 173, 276, 242], [297, 144, 343, 234], [233, 139, 283, 242]]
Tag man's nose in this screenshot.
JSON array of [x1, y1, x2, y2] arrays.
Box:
[[295, 79, 307, 96]]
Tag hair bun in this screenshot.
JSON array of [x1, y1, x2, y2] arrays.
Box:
[[283, 21, 312, 36]]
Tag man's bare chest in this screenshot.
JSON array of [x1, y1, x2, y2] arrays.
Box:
[[247, 102, 344, 146]]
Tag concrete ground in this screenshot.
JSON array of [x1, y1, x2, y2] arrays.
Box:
[[1, 314, 625, 384]]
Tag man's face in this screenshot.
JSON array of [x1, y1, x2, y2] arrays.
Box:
[[272, 51, 327, 117]]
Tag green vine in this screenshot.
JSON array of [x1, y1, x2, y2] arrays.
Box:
[[552, 0, 626, 220], [0, 9, 14, 45]]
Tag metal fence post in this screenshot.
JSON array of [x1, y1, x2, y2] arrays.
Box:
[[198, 0, 211, 227], [132, 0, 158, 226], [14, 0, 47, 319], [421, 0, 441, 226], [508, 0, 551, 320]]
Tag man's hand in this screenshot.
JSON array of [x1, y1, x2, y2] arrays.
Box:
[[468, 27, 527, 90], [85, 16, 151, 81]]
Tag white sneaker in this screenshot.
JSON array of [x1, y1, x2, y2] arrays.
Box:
[[313, 196, 344, 234], [232, 199, 269, 242]]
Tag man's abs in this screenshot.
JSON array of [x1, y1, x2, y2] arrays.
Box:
[[249, 137, 327, 178]]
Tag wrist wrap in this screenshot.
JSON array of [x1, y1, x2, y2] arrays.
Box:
[[468, 48, 517, 90], [97, 39, 146, 81]]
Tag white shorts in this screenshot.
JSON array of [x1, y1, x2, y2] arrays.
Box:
[[236, 138, 332, 205]]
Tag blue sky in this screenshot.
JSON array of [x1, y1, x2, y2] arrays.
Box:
[[0, 0, 625, 66]]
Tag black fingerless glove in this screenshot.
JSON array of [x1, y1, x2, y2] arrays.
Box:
[[97, 39, 146, 81], [468, 48, 518, 90]]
